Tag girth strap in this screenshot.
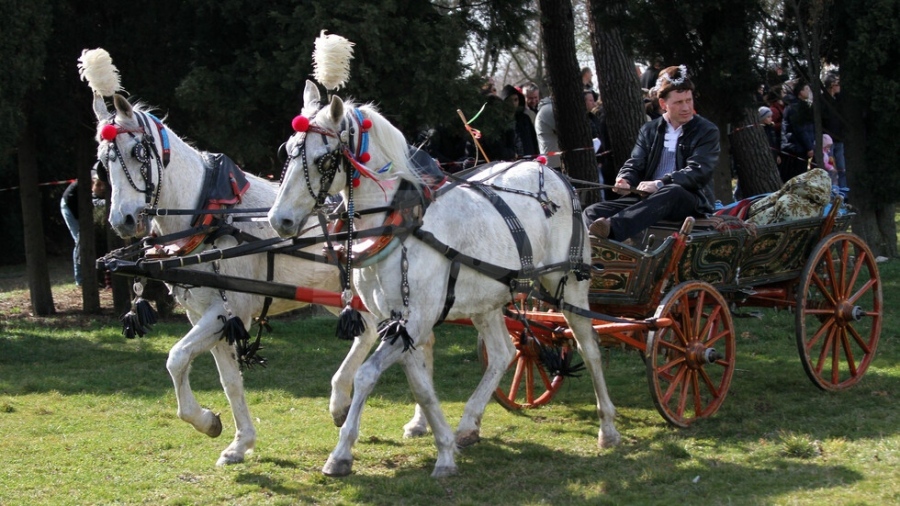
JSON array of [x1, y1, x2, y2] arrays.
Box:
[[469, 183, 535, 283], [435, 260, 461, 326]]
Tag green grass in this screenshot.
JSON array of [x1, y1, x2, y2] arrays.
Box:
[[0, 261, 898, 505]]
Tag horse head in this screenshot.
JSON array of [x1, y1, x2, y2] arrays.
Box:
[[92, 93, 171, 238]]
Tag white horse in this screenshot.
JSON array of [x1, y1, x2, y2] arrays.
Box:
[[269, 81, 621, 477], [86, 86, 434, 465]]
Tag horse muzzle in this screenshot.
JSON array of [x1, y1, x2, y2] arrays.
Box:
[[109, 210, 149, 239], [268, 209, 309, 238]]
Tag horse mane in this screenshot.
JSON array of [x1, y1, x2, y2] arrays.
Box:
[[355, 103, 420, 186]]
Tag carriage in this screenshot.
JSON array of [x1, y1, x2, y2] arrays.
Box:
[[83, 40, 881, 477], [483, 203, 881, 427]]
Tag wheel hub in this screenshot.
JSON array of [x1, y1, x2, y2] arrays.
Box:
[[684, 342, 721, 369]]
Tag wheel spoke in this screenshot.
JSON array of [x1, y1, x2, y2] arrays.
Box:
[[662, 364, 687, 404], [847, 324, 872, 354], [525, 361, 535, 404], [698, 367, 721, 398], [676, 370, 691, 418], [813, 325, 837, 375], [824, 247, 841, 297], [831, 326, 841, 384], [508, 353, 525, 400], [537, 363, 553, 390], [693, 290, 707, 337], [811, 270, 838, 306], [692, 372, 703, 417], [840, 328, 858, 376], [805, 316, 836, 353], [844, 248, 867, 297], [848, 278, 877, 306], [838, 240, 850, 297]]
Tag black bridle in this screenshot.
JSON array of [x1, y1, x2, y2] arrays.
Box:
[[101, 111, 171, 210], [279, 107, 376, 212]]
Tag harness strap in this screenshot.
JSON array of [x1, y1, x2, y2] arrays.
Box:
[[412, 228, 521, 288], [470, 183, 535, 282], [435, 260, 461, 326]]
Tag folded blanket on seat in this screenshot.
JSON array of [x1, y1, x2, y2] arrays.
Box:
[[745, 169, 831, 226]]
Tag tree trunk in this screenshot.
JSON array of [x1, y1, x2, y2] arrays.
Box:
[[586, 0, 644, 175], [538, 0, 597, 200], [17, 115, 55, 315], [843, 93, 897, 258], [731, 108, 783, 197], [77, 138, 101, 313]]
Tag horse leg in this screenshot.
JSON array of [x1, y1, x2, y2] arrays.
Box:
[[399, 340, 459, 478], [166, 310, 227, 440], [209, 339, 256, 465], [328, 314, 379, 427], [402, 332, 434, 438], [563, 290, 621, 449], [455, 313, 514, 448], [322, 342, 405, 477]]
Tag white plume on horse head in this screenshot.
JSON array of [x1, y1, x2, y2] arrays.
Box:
[[77, 48, 123, 97], [312, 30, 354, 91]]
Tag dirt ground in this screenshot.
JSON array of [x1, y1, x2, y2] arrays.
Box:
[[0, 257, 119, 324]]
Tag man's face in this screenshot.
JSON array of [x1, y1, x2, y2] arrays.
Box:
[[660, 89, 694, 127], [525, 90, 539, 110], [584, 93, 596, 112]]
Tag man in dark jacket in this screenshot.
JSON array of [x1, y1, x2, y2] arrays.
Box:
[[584, 65, 719, 241]]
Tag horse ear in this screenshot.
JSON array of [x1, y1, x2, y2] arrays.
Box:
[[303, 79, 321, 109], [92, 93, 109, 121], [328, 95, 344, 124], [112, 93, 133, 119]]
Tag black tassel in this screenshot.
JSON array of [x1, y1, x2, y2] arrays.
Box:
[[541, 199, 559, 218], [134, 298, 158, 328], [219, 315, 267, 369], [120, 310, 150, 339], [377, 310, 416, 352], [534, 335, 585, 378], [336, 305, 367, 340]]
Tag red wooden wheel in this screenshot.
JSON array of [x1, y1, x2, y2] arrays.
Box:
[[480, 333, 569, 410], [796, 232, 882, 390], [646, 281, 735, 427]]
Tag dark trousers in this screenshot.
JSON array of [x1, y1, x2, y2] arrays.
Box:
[[583, 185, 701, 240]]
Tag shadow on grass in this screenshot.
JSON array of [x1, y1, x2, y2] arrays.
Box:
[[230, 434, 864, 505]]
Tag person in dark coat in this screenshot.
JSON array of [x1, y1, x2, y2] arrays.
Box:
[[500, 84, 539, 157], [584, 65, 720, 241], [780, 80, 815, 183]]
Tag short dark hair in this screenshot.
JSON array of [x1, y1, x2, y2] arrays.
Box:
[[655, 65, 694, 99]]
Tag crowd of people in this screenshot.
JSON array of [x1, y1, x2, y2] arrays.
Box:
[[416, 60, 845, 243], [757, 66, 846, 191]]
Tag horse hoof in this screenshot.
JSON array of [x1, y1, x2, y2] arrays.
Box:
[[599, 431, 622, 449], [455, 430, 481, 449], [403, 424, 428, 439], [207, 412, 223, 438], [431, 465, 458, 478], [331, 409, 349, 428], [322, 456, 353, 477], [216, 452, 244, 466]]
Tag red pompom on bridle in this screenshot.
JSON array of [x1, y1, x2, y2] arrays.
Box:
[[100, 124, 119, 141], [361, 118, 373, 131], [292, 115, 310, 132]]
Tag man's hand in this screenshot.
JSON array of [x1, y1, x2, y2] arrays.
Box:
[[636, 180, 663, 194], [612, 178, 631, 195]]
